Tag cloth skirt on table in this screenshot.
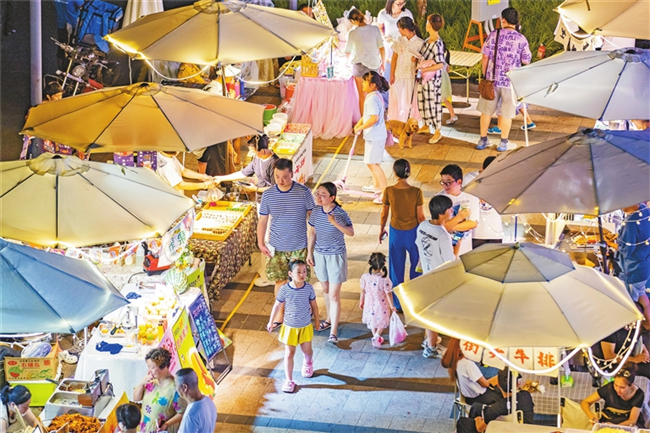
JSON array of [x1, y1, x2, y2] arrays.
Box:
[[279, 323, 314, 346], [388, 77, 421, 122]]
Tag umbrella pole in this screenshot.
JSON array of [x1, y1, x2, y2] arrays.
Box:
[[523, 103, 529, 147], [511, 369, 517, 423], [220, 65, 231, 172], [598, 216, 609, 274]]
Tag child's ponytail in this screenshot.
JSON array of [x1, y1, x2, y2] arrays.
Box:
[[362, 71, 390, 93], [368, 252, 388, 278]]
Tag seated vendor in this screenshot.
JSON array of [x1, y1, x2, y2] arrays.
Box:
[[581, 364, 645, 428], [213, 134, 279, 201], [0, 385, 44, 433], [456, 368, 535, 433], [156, 151, 215, 193], [589, 318, 650, 383]]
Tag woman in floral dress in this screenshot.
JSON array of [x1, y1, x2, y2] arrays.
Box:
[[133, 348, 185, 433]]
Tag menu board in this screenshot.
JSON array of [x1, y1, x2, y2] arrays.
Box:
[[188, 295, 223, 361]]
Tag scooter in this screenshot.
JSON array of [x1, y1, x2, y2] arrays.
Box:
[[332, 134, 380, 199]]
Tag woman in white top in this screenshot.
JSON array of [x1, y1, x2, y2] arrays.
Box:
[[346, 8, 385, 116], [377, 0, 414, 80], [441, 338, 502, 405], [388, 16, 423, 122], [0, 385, 42, 433]]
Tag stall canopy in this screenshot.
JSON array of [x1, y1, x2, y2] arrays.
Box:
[[0, 153, 194, 247], [460, 242, 575, 284], [21, 82, 263, 154], [0, 239, 129, 334], [555, 0, 650, 40], [508, 48, 650, 121], [462, 129, 650, 216], [105, 0, 336, 65], [395, 254, 642, 349]]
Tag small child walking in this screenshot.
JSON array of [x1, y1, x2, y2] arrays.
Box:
[[267, 260, 321, 393], [359, 252, 396, 348]]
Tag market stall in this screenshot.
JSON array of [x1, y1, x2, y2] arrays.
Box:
[[270, 123, 314, 183], [75, 287, 222, 400], [188, 201, 258, 303], [290, 76, 360, 139]]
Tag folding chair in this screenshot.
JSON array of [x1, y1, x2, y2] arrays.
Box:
[[452, 382, 472, 430]]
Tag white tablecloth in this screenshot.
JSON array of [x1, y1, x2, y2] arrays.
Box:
[[75, 288, 204, 400]]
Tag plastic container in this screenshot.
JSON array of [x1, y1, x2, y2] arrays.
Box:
[[285, 83, 296, 100], [9, 380, 57, 406], [263, 104, 277, 125], [591, 423, 637, 433]]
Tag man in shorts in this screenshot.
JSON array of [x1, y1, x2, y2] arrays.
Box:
[[258, 158, 315, 329], [476, 7, 531, 152]]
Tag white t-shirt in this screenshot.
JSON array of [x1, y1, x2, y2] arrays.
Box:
[[415, 221, 455, 273], [457, 357, 488, 399], [346, 25, 384, 70], [178, 396, 217, 433], [436, 190, 480, 256], [376, 8, 414, 53], [464, 171, 504, 240], [156, 152, 184, 190]]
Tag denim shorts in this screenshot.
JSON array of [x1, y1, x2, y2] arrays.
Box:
[[627, 280, 648, 302]]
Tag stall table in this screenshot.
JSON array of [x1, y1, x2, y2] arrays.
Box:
[[75, 288, 204, 400], [522, 371, 650, 423], [449, 50, 483, 102], [189, 207, 258, 303], [272, 124, 313, 184], [290, 76, 360, 139]]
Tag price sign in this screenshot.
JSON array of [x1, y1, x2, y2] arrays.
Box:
[[188, 295, 223, 361]]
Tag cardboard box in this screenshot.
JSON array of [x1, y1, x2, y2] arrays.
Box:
[[4, 343, 59, 381], [8, 380, 57, 406]]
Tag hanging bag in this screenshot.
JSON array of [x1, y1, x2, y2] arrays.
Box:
[[478, 29, 500, 101], [389, 311, 407, 346]]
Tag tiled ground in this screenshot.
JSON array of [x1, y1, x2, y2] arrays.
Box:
[[208, 84, 592, 432]]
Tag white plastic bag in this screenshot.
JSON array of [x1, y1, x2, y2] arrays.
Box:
[[389, 312, 407, 346]]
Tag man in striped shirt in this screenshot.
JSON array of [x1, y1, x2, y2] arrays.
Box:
[[258, 158, 315, 328]]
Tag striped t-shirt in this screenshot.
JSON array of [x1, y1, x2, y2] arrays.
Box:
[[276, 282, 316, 328], [260, 182, 315, 252], [308, 205, 353, 255]]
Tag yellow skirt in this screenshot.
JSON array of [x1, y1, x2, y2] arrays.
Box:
[[278, 323, 313, 346]]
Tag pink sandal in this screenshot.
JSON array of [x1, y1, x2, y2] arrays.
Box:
[[301, 361, 313, 378], [282, 380, 296, 393]]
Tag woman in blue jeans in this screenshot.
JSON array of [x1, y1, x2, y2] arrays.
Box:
[[379, 159, 425, 311]]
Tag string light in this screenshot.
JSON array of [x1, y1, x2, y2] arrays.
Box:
[[585, 321, 642, 378]]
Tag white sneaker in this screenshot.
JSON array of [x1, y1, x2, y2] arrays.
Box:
[[254, 277, 274, 287], [445, 115, 458, 125], [361, 185, 376, 192], [58, 350, 78, 364]]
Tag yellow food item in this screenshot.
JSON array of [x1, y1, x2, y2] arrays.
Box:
[[595, 428, 631, 433]]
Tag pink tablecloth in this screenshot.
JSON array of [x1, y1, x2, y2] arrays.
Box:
[[291, 76, 361, 140]]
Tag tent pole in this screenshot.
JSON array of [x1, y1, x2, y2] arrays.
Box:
[[598, 216, 609, 274], [514, 215, 518, 242], [510, 369, 519, 423]]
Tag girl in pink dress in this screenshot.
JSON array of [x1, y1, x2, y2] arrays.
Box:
[[359, 252, 396, 348]]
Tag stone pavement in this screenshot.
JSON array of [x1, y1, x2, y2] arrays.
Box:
[[209, 85, 594, 432]]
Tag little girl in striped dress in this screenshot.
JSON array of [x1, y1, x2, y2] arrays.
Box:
[[267, 259, 321, 393]]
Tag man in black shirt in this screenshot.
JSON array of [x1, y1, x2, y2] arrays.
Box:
[[457, 369, 535, 433]]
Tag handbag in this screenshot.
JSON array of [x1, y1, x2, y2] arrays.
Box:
[[478, 29, 500, 101]]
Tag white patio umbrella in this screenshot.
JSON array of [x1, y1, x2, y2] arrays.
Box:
[[463, 129, 650, 216], [105, 0, 336, 65], [556, 0, 650, 40], [508, 47, 650, 121], [0, 153, 194, 248], [21, 82, 264, 154]]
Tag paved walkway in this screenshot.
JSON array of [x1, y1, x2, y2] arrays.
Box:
[[209, 85, 593, 432]]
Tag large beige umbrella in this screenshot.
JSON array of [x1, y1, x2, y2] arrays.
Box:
[[105, 0, 336, 65], [508, 48, 650, 121], [0, 154, 194, 248], [21, 82, 264, 153], [395, 258, 641, 349], [556, 0, 650, 40]]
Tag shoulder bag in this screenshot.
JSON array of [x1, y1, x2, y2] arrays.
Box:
[[478, 29, 500, 101]]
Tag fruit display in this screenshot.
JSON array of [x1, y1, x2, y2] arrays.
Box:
[[284, 123, 311, 134], [143, 296, 178, 319], [137, 320, 161, 345], [48, 413, 101, 432]]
